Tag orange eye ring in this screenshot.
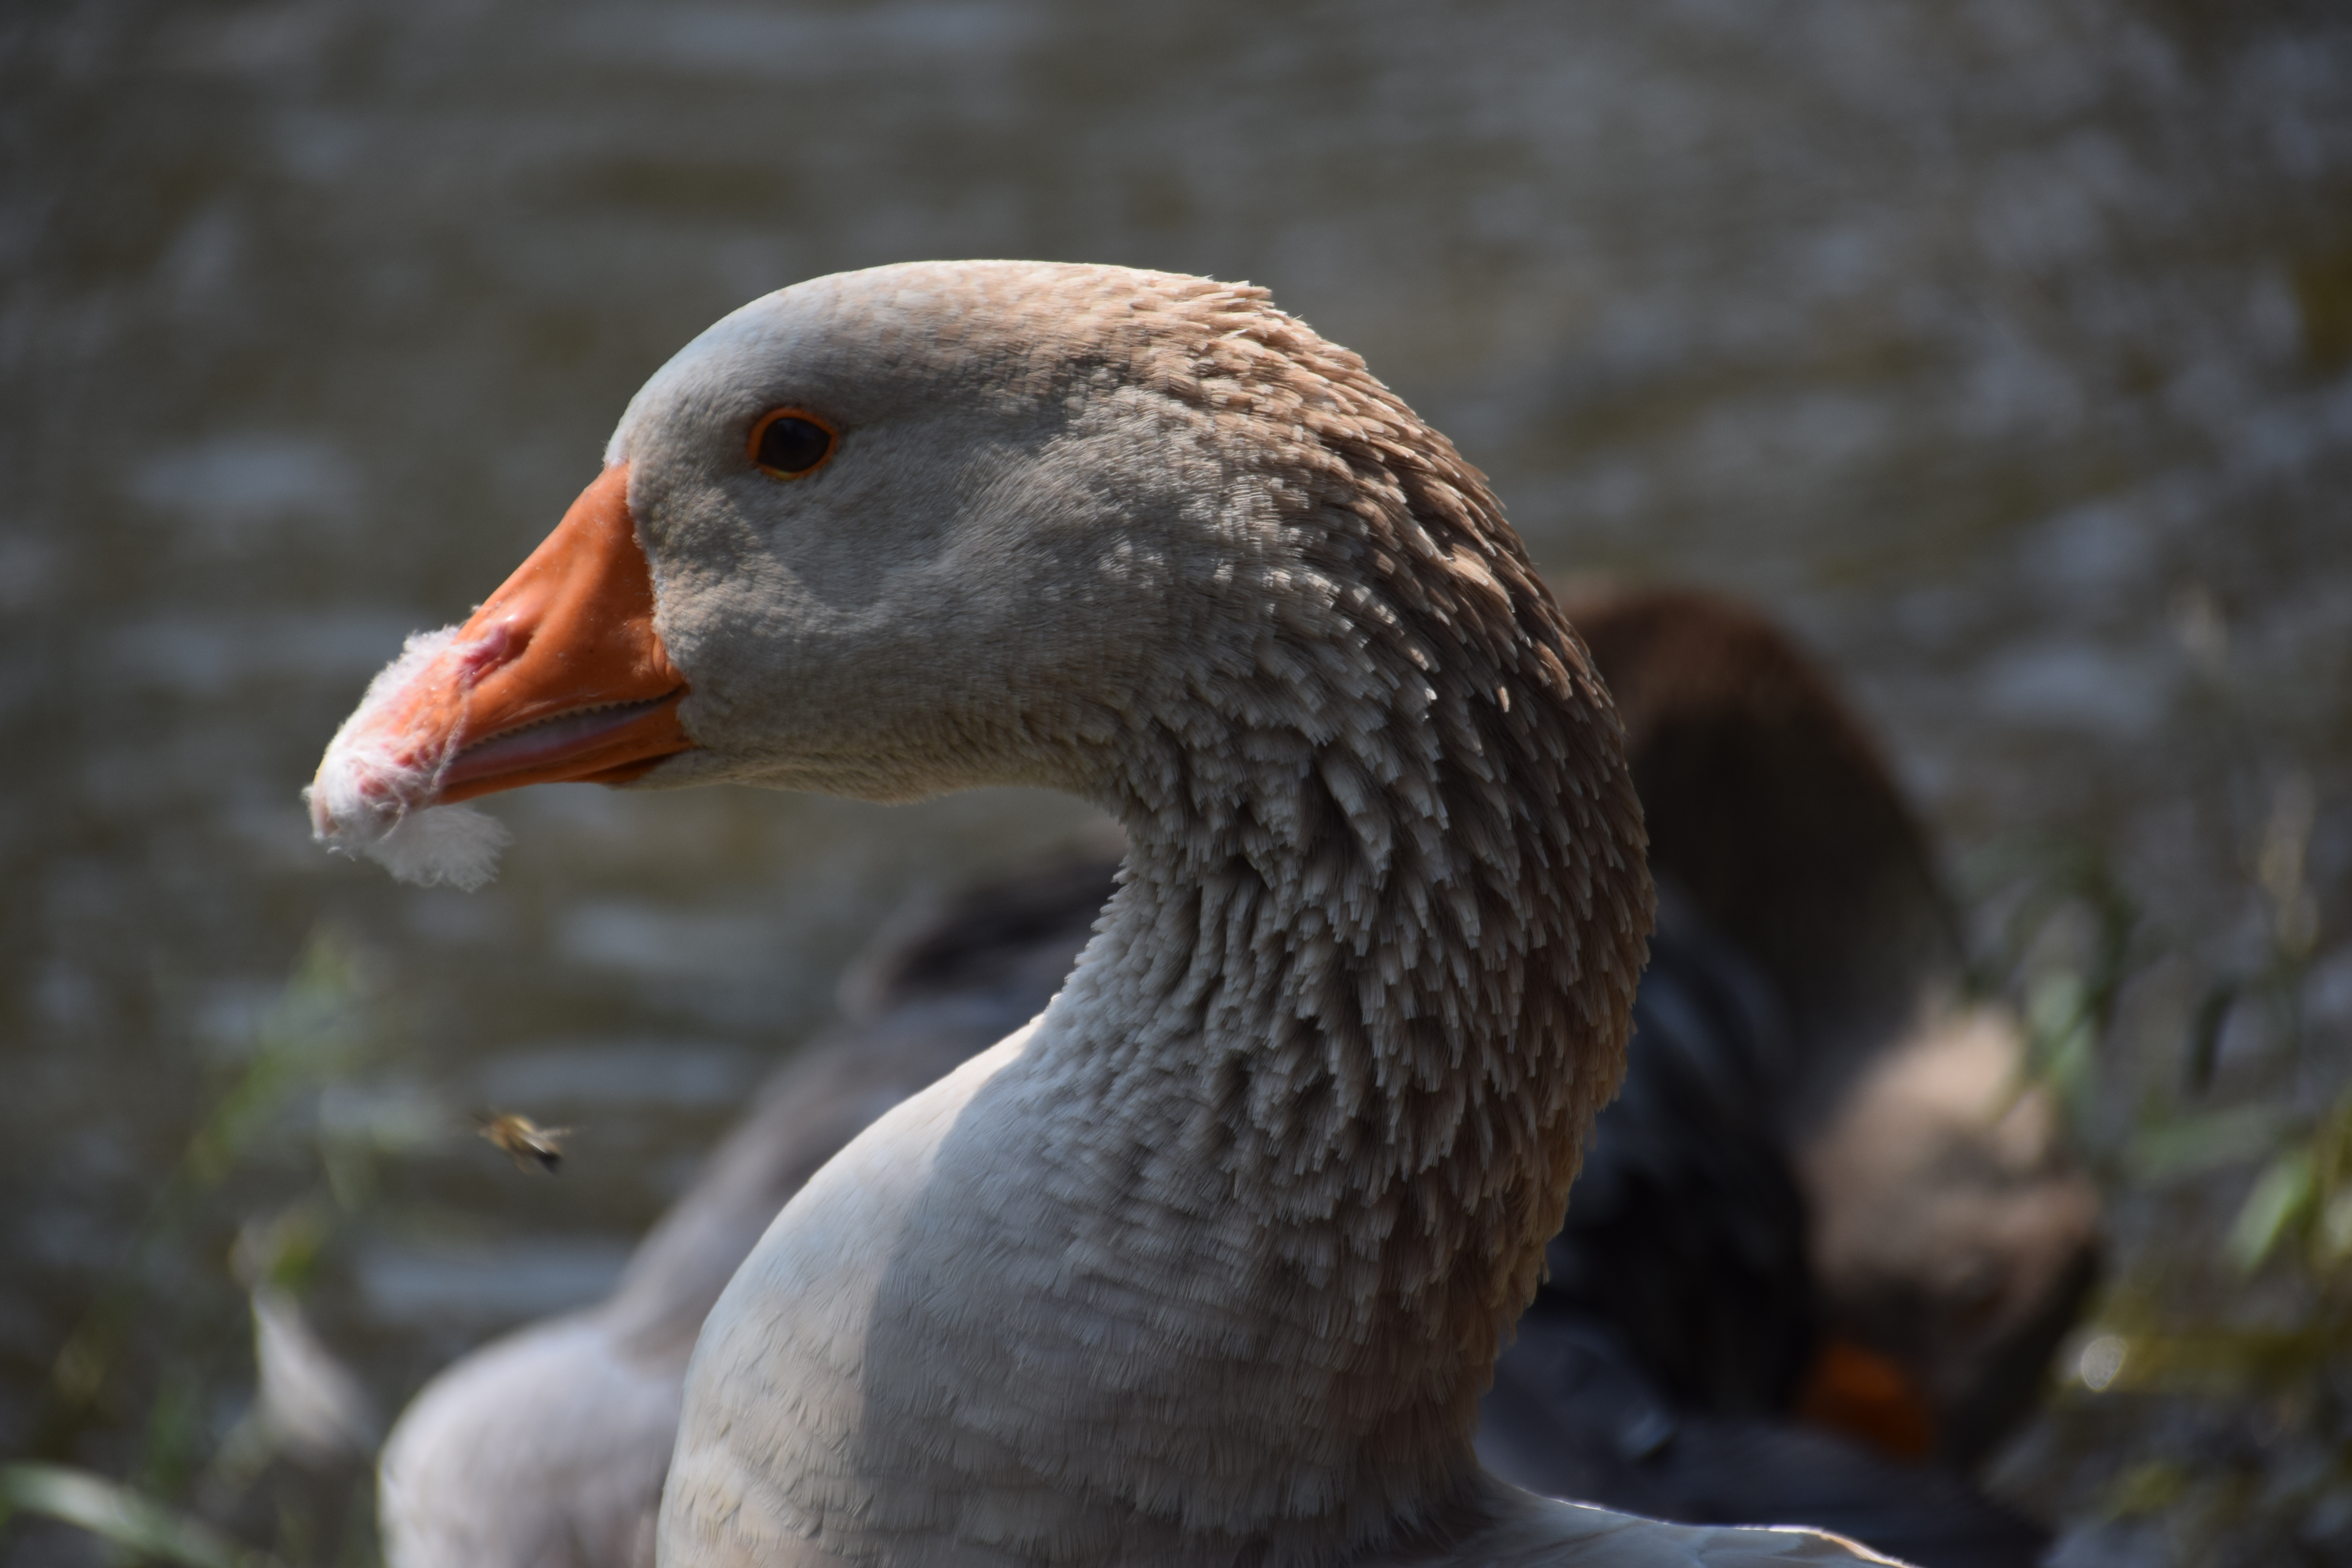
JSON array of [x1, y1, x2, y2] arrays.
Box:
[[747, 407, 839, 479]]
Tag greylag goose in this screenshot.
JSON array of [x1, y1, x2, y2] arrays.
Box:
[[1482, 593, 2090, 1568], [311, 260, 1888, 1566], [1557, 588, 2099, 1474]]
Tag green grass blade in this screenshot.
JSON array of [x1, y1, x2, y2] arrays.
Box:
[[0, 1462, 283, 1568]]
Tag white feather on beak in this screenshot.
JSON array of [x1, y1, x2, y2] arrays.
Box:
[[304, 625, 512, 890]]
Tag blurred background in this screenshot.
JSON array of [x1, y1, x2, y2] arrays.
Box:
[[2, 0, 2347, 1563]]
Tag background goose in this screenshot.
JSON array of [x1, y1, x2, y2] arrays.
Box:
[[377, 592, 2081, 1568], [1480, 588, 2095, 1568], [1557, 588, 2099, 1477], [314, 260, 1886, 1566], [379, 856, 1118, 1568]]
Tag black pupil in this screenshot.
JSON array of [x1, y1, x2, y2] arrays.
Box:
[[757, 416, 832, 474]]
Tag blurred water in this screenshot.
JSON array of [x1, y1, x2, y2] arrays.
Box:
[[3, 0, 2348, 1557]]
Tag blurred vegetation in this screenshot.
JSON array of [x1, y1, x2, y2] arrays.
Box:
[[2, 931, 413, 1568], [1974, 759, 2350, 1564]]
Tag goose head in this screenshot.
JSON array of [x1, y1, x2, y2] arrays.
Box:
[[313, 261, 1499, 850]]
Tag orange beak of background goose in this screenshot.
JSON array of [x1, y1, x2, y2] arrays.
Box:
[[304, 463, 693, 885]]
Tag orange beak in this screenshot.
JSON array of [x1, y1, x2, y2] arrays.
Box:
[[314, 463, 694, 821]]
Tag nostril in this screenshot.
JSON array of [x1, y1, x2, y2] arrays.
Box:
[[455, 623, 519, 682]]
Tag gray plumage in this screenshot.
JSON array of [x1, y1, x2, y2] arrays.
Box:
[[337, 261, 1891, 1567]]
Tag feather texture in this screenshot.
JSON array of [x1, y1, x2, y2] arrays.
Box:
[[307, 625, 511, 889]]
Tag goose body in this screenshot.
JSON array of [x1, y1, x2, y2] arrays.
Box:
[[312, 261, 1887, 1566], [378, 597, 2085, 1568], [1563, 589, 2098, 1472]]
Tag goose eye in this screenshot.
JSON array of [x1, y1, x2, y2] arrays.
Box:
[[748, 409, 837, 478]]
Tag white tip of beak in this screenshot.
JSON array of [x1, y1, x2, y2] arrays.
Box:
[[304, 625, 513, 891]]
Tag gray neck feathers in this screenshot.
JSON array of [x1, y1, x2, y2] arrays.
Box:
[[964, 293, 1655, 1558], [710, 281, 1658, 1566]]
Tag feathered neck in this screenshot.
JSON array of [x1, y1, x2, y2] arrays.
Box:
[[667, 283, 1656, 1567], [1083, 288, 1654, 1291], [926, 312, 1651, 1557]]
